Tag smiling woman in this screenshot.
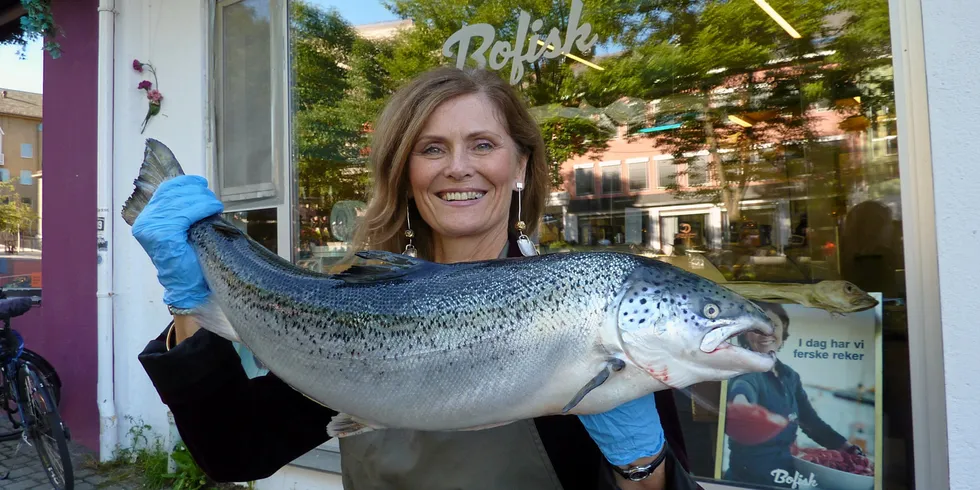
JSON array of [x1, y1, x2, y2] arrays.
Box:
[[348, 67, 549, 265]]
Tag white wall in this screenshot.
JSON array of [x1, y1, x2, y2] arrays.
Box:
[[109, 0, 211, 451], [106, 2, 343, 488], [919, 1, 980, 488]]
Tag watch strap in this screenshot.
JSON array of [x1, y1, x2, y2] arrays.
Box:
[[613, 446, 669, 482]]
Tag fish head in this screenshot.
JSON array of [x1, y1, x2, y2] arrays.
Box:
[[814, 280, 879, 312], [614, 260, 776, 389]]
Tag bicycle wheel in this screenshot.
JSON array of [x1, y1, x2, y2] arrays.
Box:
[[18, 363, 73, 489], [20, 348, 61, 406]]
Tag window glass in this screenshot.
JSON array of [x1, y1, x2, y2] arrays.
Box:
[[215, 0, 279, 203], [600, 164, 622, 195], [628, 160, 648, 191], [574, 167, 594, 196], [20, 143, 32, 159], [281, 1, 915, 487]]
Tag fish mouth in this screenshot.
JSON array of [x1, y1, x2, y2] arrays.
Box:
[[699, 320, 774, 354]]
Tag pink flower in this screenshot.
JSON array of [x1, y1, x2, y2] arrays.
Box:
[[147, 89, 163, 104], [137, 80, 152, 90], [133, 59, 143, 72]]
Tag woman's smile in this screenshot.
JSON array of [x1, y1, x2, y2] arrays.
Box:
[[436, 189, 488, 206]]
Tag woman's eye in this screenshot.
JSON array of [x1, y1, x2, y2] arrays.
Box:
[[420, 146, 444, 156], [474, 142, 495, 153]]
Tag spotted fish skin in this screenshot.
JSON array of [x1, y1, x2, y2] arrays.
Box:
[[122, 139, 776, 435]]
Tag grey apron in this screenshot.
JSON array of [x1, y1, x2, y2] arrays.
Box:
[[338, 242, 565, 490], [338, 421, 565, 490]]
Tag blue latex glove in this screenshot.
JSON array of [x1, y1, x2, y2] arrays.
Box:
[[578, 392, 666, 466], [131, 175, 224, 309]]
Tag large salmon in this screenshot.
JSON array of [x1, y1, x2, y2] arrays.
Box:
[[122, 139, 776, 437]]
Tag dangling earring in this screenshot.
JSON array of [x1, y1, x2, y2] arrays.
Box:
[[404, 206, 417, 258], [515, 182, 537, 257]]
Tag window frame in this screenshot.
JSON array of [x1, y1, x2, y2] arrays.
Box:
[[210, 0, 294, 261], [574, 163, 595, 196], [626, 157, 649, 191], [599, 160, 622, 195]]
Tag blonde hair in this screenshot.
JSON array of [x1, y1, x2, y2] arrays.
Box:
[[348, 66, 548, 261]]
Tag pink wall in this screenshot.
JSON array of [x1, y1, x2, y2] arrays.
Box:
[[33, 0, 100, 452]]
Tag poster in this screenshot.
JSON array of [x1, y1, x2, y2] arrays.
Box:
[[714, 295, 882, 490]]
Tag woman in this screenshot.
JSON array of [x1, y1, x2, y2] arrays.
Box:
[[134, 66, 698, 490], [723, 302, 862, 487]]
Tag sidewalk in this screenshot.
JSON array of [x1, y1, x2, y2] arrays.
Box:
[[0, 416, 142, 489]]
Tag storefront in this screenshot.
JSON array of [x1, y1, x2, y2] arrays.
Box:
[[38, 0, 958, 488]]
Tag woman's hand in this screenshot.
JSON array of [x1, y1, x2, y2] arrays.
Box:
[[578, 393, 666, 489], [132, 175, 223, 341]]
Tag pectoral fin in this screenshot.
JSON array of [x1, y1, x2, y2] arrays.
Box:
[[327, 413, 382, 438], [561, 358, 626, 413]]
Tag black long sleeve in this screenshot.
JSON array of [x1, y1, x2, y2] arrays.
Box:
[[138, 325, 338, 482]]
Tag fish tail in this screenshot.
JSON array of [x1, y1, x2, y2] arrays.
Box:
[[121, 138, 186, 226]]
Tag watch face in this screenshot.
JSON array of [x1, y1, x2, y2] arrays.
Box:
[[627, 468, 652, 481]]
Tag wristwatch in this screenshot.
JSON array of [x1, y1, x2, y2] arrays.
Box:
[[613, 447, 668, 482]]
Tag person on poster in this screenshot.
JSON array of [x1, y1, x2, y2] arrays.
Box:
[[723, 302, 864, 488]]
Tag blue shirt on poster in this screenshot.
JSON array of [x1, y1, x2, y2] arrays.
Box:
[[723, 359, 848, 488]]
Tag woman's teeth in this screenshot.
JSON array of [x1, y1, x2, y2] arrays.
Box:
[[441, 191, 485, 202]]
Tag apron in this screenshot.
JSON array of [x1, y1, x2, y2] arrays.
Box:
[[339, 421, 565, 490], [338, 242, 564, 490]]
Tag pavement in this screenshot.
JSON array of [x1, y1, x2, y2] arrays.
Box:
[[0, 415, 142, 490]]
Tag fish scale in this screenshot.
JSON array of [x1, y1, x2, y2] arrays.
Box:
[[122, 139, 777, 436]]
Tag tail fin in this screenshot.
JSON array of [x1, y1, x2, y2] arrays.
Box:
[[121, 139, 186, 226]]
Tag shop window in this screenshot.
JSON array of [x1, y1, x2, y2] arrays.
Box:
[[574, 167, 594, 196], [600, 162, 622, 194], [273, 1, 920, 487], [628, 158, 649, 190]]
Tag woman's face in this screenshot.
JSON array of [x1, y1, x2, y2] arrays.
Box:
[[407, 93, 527, 242], [745, 310, 786, 354]]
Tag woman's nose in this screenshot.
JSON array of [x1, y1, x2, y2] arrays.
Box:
[[444, 148, 473, 180]]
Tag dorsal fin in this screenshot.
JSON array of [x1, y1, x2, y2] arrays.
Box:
[[334, 250, 430, 284]]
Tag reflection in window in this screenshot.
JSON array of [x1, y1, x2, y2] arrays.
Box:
[[686, 156, 708, 187], [223, 208, 277, 255], [657, 159, 676, 188], [628, 159, 648, 191], [600, 164, 621, 195], [574, 166, 594, 196]]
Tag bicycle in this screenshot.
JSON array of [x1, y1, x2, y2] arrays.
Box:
[[0, 295, 74, 489]]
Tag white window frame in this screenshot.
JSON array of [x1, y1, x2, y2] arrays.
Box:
[[210, 0, 293, 261]]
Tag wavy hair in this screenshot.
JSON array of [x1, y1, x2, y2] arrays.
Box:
[[347, 66, 548, 261]]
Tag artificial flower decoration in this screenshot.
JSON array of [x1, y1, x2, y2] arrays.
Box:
[[133, 59, 163, 134]]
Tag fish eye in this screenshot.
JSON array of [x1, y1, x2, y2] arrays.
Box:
[[703, 303, 720, 319], [844, 283, 854, 293]]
